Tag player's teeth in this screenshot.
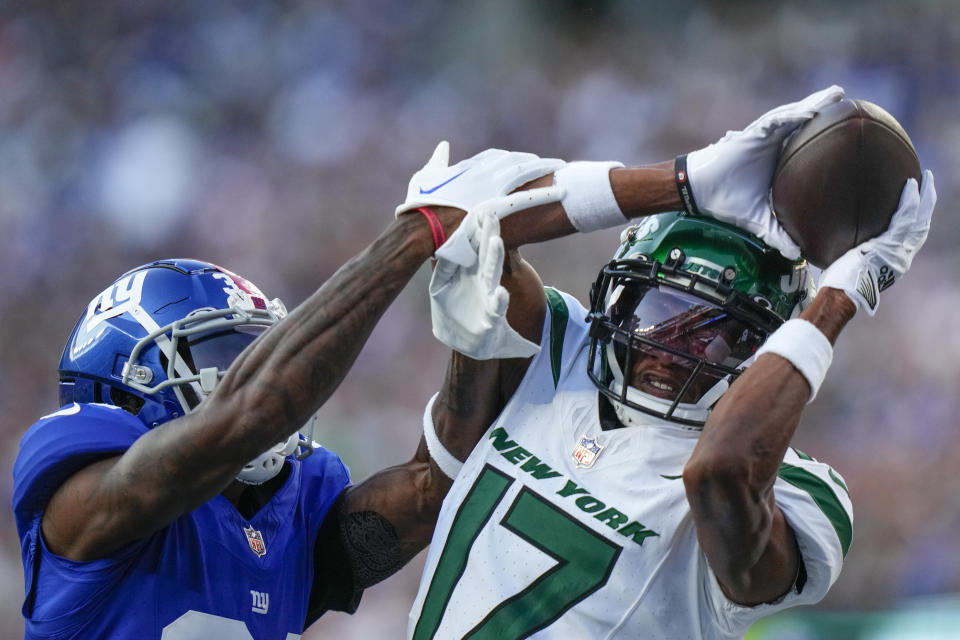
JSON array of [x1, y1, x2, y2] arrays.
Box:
[[651, 380, 674, 391]]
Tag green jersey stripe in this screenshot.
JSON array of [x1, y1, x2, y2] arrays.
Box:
[[828, 468, 850, 498], [790, 447, 815, 461], [778, 463, 852, 557], [414, 466, 514, 639], [544, 288, 569, 389]]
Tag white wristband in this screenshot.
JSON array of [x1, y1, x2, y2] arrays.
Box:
[[553, 161, 627, 232], [422, 393, 464, 480], [755, 319, 833, 402]]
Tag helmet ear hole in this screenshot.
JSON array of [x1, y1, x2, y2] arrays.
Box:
[[109, 387, 146, 415], [59, 377, 77, 406]]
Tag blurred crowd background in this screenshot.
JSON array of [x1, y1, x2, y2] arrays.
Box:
[[0, 0, 957, 638]]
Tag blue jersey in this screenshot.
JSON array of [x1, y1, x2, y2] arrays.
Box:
[[12, 403, 351, 640]]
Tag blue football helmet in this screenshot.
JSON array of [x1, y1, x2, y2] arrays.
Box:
[[58, 259, 313, 484]]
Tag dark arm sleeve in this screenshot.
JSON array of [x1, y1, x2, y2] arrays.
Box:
[[304, 491, 405, 626]]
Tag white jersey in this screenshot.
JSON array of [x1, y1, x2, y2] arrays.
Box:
[[409, 289, 852, 640]]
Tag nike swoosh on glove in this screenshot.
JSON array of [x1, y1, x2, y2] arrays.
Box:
[[818, 171, 936, 315], [396, 141, 565, 217]]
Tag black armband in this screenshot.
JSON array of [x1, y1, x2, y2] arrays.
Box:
[[305, 492, 404, 626], [340, 509, 404, 589]]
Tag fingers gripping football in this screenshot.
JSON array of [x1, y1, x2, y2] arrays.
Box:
[[680, 86, 845, 259], [819, 171, 936, 315], [878, 170, 936, 274]]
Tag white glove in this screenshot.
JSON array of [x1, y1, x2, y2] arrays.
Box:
[[430, 209, 540, 360], [396, 141, 565, 217], [678, 85, 845, 259], [819, 171, 936, 315], [435, 184, 565, 267]]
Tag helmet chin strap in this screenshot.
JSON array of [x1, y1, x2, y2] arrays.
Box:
[[612, 400, 675, 429], [696, 378, 730, 410]]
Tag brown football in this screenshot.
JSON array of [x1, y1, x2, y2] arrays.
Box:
[[771, 98, 921, 268]]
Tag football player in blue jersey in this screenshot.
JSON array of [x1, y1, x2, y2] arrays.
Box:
[[10, 151, 568, 639]]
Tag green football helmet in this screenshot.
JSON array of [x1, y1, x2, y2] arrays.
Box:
[[586, 211, 814, 427]]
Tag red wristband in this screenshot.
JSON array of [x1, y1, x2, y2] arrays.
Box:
[[417, 207, 446, 252]]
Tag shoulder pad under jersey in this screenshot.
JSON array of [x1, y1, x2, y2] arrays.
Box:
[[12, 403, 148, 539]]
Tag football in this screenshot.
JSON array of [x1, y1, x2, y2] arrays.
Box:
[[771, 98, 921, 267]]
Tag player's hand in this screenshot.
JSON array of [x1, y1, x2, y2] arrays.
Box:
[[677, 86, 845, 259], [430, 209, 539, 359], [819, 171, 936, 315], [396, 141, 565, 217]]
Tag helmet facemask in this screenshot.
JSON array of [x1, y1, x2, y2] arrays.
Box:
[[121, 298, 316, 484], [122, 303, 284, 414], [587, 214, 810, 428]]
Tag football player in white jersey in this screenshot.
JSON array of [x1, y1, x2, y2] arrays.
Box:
[[396, 87, 937, 638]]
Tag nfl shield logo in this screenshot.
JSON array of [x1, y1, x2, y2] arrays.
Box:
[[572, 435, 604, 468], [244, 525, 267, 558]]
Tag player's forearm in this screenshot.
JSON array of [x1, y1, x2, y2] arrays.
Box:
[[689, 289, 854, 493], [187, 214, 447, 474], [801, 287, 857, 342], [683, 351, 807, 580], [497, 162, 681, 248], [684, 289, 854, 592], [339, 449, 449, 563], [611, 161, 683, 216], [433, 353, 510, 459]]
